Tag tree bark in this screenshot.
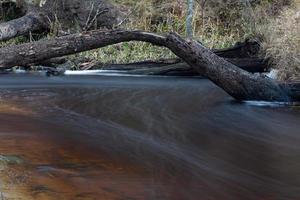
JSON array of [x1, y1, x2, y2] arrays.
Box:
[[38, 39, 267, 74], [95, 57, 267, 75], [281, 82, 300, 102], [0, 11, 48, 41], [0, 29, 264, 72], [213, 39, 261, 58], [164, 33, 290, 101], [186, 0, 194, 38], [0, 30, 166, 69], [0, 0, 121, 41]]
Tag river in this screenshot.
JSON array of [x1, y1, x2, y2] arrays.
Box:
[[0, 74, 299, 199]]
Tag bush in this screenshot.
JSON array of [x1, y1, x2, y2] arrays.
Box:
[[83, 0, 293, 64], [263, 1, 300, 81]]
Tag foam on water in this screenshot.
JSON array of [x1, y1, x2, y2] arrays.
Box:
[[244, 100, 300, 107], [244, 101, 290, 107], [64, 70, 150, 77]]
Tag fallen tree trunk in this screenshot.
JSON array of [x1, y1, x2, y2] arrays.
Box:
[[0, 0, 121, 41], [58, 39, 267, 75], [0, 29, 297, 102], [213, 39, 261, 58], [0, 30, 266, 73], [0, 11, 48, 41], [97, 57, 267, 75], [281, 82, 300, 102], [165, 33, 290, 101], [91, 61, 195, 76], [0, 30, 166, 68]]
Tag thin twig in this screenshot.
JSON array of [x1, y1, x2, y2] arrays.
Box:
[[83, 2, 109, 30], [114, 9, 134, 28], [84, 2, 95, 30]]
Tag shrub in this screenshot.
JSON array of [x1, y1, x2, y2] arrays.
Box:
[[263, 1, 300, 81]]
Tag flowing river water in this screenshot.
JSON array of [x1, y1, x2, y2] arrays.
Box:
[[0, 74, 299, 199]]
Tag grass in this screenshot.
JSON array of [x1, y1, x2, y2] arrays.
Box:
[[0, 0, 299, 80], [0, 36, 28, 48], [77, 0, 260, 63], [76, 42, 176, 64], [262, 1, 300, 81]]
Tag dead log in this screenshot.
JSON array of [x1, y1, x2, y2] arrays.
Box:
[[281, 82, 300, 102], [33, 57, 67, 67], [0, 0, 121, 41], [74, 40, 268, 74], [0, 29, 297, 102], [213, 39, 261, 58], [165, 33, 290, 101], [0, 11, 48, 41], [225, 58, 268, 72], [103, 62, 193, 76], [0, 30, 266, 73], [98, 57, 267, 75], [0, 30, 166, 69]]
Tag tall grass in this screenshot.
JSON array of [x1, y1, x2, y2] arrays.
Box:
[[96, 0, 299, 81], [80, 0, 261, 64], [1, 0, 298, 79], [262, 1, 300, 81]]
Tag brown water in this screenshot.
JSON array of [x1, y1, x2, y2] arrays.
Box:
[[0, 74, 300, 200]]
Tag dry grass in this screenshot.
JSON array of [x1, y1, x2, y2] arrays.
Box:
[[1, 0, 299, 79], [262, 1, 300, 81], [82, 0, 295, 65], [79, 0, 261, 64]]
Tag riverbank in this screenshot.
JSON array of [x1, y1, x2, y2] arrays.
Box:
[[0, 0, 298, 81]]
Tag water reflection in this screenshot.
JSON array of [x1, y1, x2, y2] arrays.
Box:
[[0, 74, 299, 199]]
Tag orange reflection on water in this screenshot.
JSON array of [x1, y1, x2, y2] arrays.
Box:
[[0, 112, 167, 200], [0, 101, 35, 116]]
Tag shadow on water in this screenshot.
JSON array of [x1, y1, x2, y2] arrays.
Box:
[[0, 74, 299, 199]]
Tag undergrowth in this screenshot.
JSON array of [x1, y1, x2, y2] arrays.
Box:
[[0, 0, 299, 80], [79, 0, 255, 63], [79, 0, 293, 64], [262, 0, 300, 81]]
